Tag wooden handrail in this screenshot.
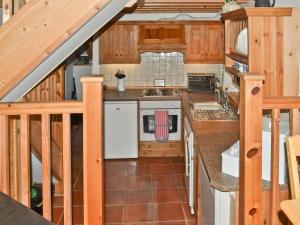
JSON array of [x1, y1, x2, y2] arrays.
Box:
[[0, 101, 83, 115], [263, 96, 300, 109]]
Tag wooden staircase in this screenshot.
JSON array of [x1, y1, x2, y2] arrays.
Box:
[[0, 0, 137, 102]]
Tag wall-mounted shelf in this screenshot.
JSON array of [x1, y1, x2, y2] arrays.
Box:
[[222, 7, 293, 96], [225, 53, 248, 64], [225, 67, 241, 85]]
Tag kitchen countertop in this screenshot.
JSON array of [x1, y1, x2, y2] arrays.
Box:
[[181, 92, 287, 192]]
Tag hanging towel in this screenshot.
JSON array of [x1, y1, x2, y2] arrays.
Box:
[[155, 110, 169, 143]]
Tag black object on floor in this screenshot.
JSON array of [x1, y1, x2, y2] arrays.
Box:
[[0, 192, 54, 225]]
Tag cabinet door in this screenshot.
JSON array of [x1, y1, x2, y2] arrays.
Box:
[[119, 25, 139, 63], [100, 24, 139, 64], [205, 24, 224, 63], [185, 24, 206, 62], [100, 25, 120, 63]]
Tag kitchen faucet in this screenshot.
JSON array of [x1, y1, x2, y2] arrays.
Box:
[[215, 78, 229, 112]]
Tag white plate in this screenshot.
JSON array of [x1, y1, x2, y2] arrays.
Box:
[[237, 28, 248, 56]]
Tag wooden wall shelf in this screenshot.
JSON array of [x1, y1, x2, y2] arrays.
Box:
[[226, 53, 248, 64], [225, 67, 241, 78]]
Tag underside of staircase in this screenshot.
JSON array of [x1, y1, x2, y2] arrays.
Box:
[[0, 0, 137, 102]]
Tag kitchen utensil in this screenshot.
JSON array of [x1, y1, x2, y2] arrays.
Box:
[[255, 0, 275, 7]]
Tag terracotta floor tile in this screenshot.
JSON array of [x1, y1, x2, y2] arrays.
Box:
[[127, 176, 152, 189], [105, 176, 128, 190], [154, 221, 186, 225], [123, 204, 153, 223], [127, 165, 151, 176], [151, 175, 177, 188], [147, 157, 172, 165], [178, 188, 188, 203], [153, 203, 185, 221], [150, 165, 174, 175], [52, 207, 63, 224], [105, 159, 129, 167], [152, 188, 181, 203], [170, 157, 185, 164], [105, 190, 127, 205], [182, 203, 195, 221], [53, 195, 63, 207], [105, 205, 123, 224], [73, 206, 84, 224], [173, 164, 185, 174], [73, 177, 83, 190], [105, 164, 128, 177], [73, 190, 83, 206], [125, 189, 153, 204], [175, 175, 187, 187], [123, 223, 154, 225], [186, 220, 196, 225]]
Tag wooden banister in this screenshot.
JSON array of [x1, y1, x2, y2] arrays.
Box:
[[270, 109, 280, 225], [263, 97, 300, 109], [41, 113, 52, 220], [62, 113, 72, 225], [0, 75, 104, 224], [239, 74, 264, 225], [20, 114, 30, 207], [81, 76, 104, 225], [0, 101, 83, 115], [0, 115, 9, 195]]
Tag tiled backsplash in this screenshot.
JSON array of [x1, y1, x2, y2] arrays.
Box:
[[100, 52, 223, 87]]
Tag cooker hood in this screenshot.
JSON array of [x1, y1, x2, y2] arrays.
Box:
[[138, 23, 186, 53]]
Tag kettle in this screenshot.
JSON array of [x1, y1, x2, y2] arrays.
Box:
[[255, 0, 275, 7]]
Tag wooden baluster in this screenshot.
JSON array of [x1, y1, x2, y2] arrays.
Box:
[[290, 109, 299, 136], [20, 114, 31, 207], [270, 108, 280, 225], [0, 115, 9, 195], [42, 114, 52, 220], [63, 113, 72, 225], [81, 76, 104, 225], [239, 74, 264, 225]]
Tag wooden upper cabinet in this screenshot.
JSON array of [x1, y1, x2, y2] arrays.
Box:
[[138, 24, 186, 52], [100, 24, 139, 64], [205, 24, 224, 62], [185, 23, 224, 63]]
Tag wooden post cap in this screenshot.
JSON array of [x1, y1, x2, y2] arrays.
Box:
[[80, 75, 103, 83]]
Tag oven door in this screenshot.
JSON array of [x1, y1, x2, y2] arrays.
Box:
[[140, 108, 181, 141]]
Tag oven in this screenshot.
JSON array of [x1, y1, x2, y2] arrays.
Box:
[[139, 101, 181, 141]]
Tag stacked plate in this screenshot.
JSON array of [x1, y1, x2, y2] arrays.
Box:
[[235, 28, 248, 56]]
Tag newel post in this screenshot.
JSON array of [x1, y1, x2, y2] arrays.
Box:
[[239, 74, 264, 225], [81, 75, 104, 225]]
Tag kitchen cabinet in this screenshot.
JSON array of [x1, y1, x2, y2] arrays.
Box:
[[185, 23, 224, 63], [197, 154, 236, 225], [104, 101, 138, 159], [138, 23, 186, 52], [100, 24, 139, 64]]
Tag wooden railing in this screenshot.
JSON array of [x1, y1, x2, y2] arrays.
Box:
[[239, 73, 300, 225], [0, 76, 104, 225]]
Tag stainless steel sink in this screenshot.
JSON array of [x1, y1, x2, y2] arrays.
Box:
[[190, 102, 239, 121]]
